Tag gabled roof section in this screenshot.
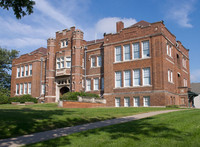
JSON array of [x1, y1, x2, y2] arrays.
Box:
[[191, 83, 200, 94], [130, 20, 150, 27], [30, 47, 47, 55]]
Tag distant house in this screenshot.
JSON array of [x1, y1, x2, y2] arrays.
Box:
[[191, 83, 200, 108]]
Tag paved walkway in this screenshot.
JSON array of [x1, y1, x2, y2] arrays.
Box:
[[0, 109, 182, 147]]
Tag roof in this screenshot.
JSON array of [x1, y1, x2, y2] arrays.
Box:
[[130, 20, 151, 28], [86, 39, 104, 45], [30, 47, 47, 55], [191, 83, 200, 94]]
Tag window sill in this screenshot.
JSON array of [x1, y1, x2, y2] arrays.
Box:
[[168, 81, 174, 84], [114, 57, 151, 64], [16, 75, 32, 79], [114, 85, 152, 89]]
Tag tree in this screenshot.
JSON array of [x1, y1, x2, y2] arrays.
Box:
[[0, 47, 19, 96], [0, 0, 35, 19]]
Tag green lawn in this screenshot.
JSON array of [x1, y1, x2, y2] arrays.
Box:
[[26, 109, 200, 147], [0, 103, 176, 139]]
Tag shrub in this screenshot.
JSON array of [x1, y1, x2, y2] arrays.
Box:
[[9, 95, 37, 103], [0, 93, 9, 104], [60, 92, 100, 101], [166, 105, 180, 108]]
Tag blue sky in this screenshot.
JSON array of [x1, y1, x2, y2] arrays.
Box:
[[0, 0, 199, 82]]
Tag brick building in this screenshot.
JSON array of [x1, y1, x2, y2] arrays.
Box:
[[11, 20, 191, 107]]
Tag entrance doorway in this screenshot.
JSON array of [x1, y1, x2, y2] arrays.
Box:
[[60, 87, 69, 96]]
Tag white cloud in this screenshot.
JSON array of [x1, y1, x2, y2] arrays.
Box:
[[84, 17, 137, 40], [34, 0, 75, 27], [166, 0, 196, 28], [191, 69, 200, 82]]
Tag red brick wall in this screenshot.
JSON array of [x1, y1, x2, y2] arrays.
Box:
[[62, 101, 106, 108]]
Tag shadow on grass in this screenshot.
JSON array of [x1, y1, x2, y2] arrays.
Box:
[[0, 108, 110, 140], [29, 117, 189, 147]]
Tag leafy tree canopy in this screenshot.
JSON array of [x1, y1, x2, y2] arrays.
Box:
[[0, 0, 35, 19], [0, 47, 19, 96]]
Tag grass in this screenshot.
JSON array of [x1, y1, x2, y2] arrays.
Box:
[[0, 103, 176, 139], [26, 109, 200, 147]]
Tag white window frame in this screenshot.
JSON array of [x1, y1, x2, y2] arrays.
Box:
[[132, 42, 140, 59], [20, 83, 23, 95], [28, 82, 31, 94], [124, 97, 130, 107], [21, 66, 24, 77], [115, 46, 122, 62], [115, 71, 122, 88], [17, 67, 20, 78], [143, 96, 150, 107], [134, 97, 140, 107], [123, 44, 131, 61], [57, 58, 61, 69], [184, 79, 187, 87], [24, 83, 27, 94], [115, 98, 121, 107], [25, 65, 28, 76], [91, 57, 95, 67], [29, 64, 32, 76], [124, 70, 131, 87], [16, 84, 19, 95], [86, 79, 91, 91], [66, 57, 71, 68], [133, 69, 140, 86], [143, 68, 151, 86], [97, 56, 102, 67], [60, 57, 64, 68], [142, 40, 150, 58], [93, 78, 99, 90], [168, 69, 173, 83]]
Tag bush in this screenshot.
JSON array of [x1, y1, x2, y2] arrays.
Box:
[[60, 92, 100, 101], [10, 95, 37, 103], [166, 105, 180, 108], [0, 93, 9, 104]]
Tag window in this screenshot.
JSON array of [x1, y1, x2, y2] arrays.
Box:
[[168, 70, 173, 83], [17, 67, 20, 78], [57, 58, 61, 69], [134, 97, 140, 107], [29, 64, 32, 75], [181, 98, 185, 105], [133, 69, 140, 86], [142, 40, 150, 58], [133, 42, 140, 59], [184, 79, 187, 87], [41, 84, 45, 94], [25, 65, 28, 76], [91, 57, 95, 67], [97, 56, 102, 67], [20, 83, 23, 95], [115, 98, 121, 107], [124, 70, 131, 87], [123, 44, 130, 61], [94, 78, 99, 90], [143, 96, 150, 107], [167, 44, 172, 57], [16, 84, 19, 95], [124, 97, 130, 107], [28, 83, 31, 94], [86, 79, 91, 91], [66, 57, 71, 68], [61, 57, 64, 68], [60, 40, 68, 48], [115, 71, 122, 88], [21, 66, 24, 77], [101, 77, 104, 90], [24, 83, 27, 94], [182, 57, 187, 68], [143, 68, 151, 85], [115, 46, 122, 62]]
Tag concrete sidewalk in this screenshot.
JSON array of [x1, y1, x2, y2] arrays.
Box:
[[0, 109, 182, 147]]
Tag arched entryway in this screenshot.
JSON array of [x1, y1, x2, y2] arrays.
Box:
[[60, 87, 69, 96]]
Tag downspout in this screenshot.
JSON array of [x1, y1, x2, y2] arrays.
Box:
[[44, 59, 47, 101], [84, 46, 87, 92], [40, 57, 43, 99]]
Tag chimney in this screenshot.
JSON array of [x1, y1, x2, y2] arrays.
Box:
[[116, 21, 124, 33]]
